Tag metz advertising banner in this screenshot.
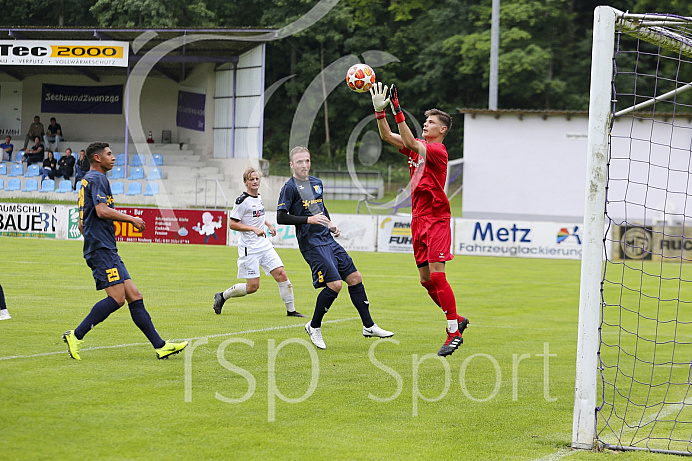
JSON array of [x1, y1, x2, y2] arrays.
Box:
[[227, 212, 378, 252], [0, 203, 59, 238], [42, 84, 123, 115], [454, 219, 582, 260], [0, 40, 128, 67]]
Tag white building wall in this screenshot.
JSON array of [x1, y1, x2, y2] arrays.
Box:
[[463, 113, 589, 223], [463, 113, 692, 225]]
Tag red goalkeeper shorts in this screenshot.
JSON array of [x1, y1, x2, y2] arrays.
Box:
[[411, 215, 453, 266]]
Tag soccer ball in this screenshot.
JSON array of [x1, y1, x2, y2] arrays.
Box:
[[346, 63, 376, 93]]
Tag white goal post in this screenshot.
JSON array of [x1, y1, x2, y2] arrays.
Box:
[[573, 6, 692, 454]]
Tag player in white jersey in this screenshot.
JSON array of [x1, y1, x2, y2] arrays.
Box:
[[213, 167, 306, 318]]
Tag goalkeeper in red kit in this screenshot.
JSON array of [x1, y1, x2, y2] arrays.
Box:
[[370, 82, 468, 357]]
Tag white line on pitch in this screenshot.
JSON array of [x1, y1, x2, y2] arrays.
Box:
[[531, 448, 576, 461], [0, 317, 358, 362]]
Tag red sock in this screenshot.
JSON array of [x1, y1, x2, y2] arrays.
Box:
[[430, 272, 458, 320], [421, 279, 441, 307]]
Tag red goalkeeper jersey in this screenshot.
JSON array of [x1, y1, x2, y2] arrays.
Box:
[[400, 140, 451, 218]]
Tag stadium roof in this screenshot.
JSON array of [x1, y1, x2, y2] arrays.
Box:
[[457, 108, 589, 118], [0, 27, 278, 82], [457, 107, 692, 120]]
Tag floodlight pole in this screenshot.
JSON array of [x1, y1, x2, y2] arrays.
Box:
[[571, 5, 616, 450], [488, 0, 500, 110]]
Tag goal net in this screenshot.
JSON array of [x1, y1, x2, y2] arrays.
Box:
[[573, 7, 692, 455]]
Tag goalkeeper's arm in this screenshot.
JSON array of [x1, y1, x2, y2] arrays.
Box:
[[389, 84, 425, 156], [371, 83, 404, 149]]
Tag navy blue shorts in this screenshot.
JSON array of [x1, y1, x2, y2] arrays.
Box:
[[302, 241, 357, 288], [85, 248, 131, 290]]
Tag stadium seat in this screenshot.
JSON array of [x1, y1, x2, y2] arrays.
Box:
[[110, 166, 125, 180], [111, 181, 125, 195], [149, 154, 163, 166], [130, 154, 145, 167], [6, 178, 20, 191], [144, 182, 160, 196], [126, 182, 142, 195], [22, 179, 38, 192], [73, 181, 82, 194], [39, 179, 55, 192], [9, 163, 22, 177], [114, 153, 126, 166], [25, 164, 40, 177], [0, 178, 3, 190], [127, 167, 144, 180], [53, 151, 61, 161], [56, 180, 73, 193], [0, 163, 6, 175], [14, 151, 24, 162], [146, 167, 161, 181]]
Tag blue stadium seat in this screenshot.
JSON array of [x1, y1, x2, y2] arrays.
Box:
[[114, 153, 126, 166], [111, 181, 125, 195], [23, 179, 38, 192], [146, 167, 161, 181], [130, 154, 145, 167], [6, 178, 20, 191], [126, 182, 142, 195], [110, 166, 125, 179], [9, 163, 22, 177], [53, 151, 61, 161], [0, 178, 3, 190], [56, 180, 73, 193], [73, 181, 82, 194], [14, 151, 24, 163], [149, 154, 163, 166], [0, 163, 6, 176], [39, 179, 55, 192], [127, 167, 144, 180], [144, 182, 160, 196], [25, 164, 40, 177]]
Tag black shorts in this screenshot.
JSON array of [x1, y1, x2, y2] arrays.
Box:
[[302, 241, 357, 288], [85, 248, 131, 290]]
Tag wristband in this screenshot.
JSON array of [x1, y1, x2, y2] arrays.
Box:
[[375, 110, 386, 120], [394, 111, 406, 123]]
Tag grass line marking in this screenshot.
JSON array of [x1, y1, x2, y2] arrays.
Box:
[[0, 317, 358, 362]]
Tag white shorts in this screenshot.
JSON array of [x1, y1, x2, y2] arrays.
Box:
[[237, 247, 284, 279]]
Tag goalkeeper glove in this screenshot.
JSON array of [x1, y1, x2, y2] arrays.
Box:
[[370, 82, 390, 120], [389, 84, 405, 123]]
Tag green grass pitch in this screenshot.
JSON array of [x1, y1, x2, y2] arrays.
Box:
[[0, 237, 674, 460]]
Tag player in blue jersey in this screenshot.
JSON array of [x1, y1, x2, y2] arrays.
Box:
[[277, 146, 393, 349], [62, 141, 188, 360]]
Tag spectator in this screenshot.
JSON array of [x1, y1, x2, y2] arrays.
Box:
[[40, 151, 57, 180], [54, 147, 76, 182], [0, 135, 13, 162], [75, 149, 89, 185], [22, 115, 44, 150], [43, 117, 63, 152], [22, 136, 45, 165]]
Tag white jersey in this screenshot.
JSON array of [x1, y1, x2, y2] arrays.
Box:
[[230, 192, 274, 254]]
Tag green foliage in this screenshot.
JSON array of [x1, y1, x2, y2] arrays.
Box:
[[3, 0, 692, 167], [90, 0, 216, 28]]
